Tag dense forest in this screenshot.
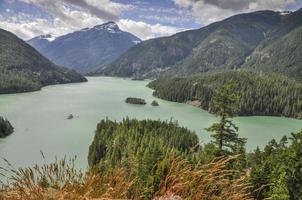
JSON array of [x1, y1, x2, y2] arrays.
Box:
[[88, 118, 199, 198], [247, 131, 302, 199], [0, 69, 42, 94], [148, 71, 302, 119], [0, 117, 14, 138]]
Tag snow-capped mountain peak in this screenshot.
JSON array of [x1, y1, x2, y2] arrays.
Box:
[[28, 21, 141, 74], [93, 22, 121, 33]]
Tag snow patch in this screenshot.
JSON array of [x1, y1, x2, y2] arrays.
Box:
[[133, 40, 140, 44], [93, 22, 121, 33], [39, 34, 56, 42], [279, 11, 292, 16]]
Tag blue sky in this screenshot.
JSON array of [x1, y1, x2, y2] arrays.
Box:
[[0, 0, 301, 40]]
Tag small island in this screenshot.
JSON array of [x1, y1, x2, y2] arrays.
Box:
[[151, 100, 159, 106], [125, 97, 146, 105], [0, 117, 14, 138], [131, 77, 145, 81], [67, 114, 74, 120]]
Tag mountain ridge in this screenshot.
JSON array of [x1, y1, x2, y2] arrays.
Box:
[[95, 9, 302, 80], [28, 22, 141, 74]]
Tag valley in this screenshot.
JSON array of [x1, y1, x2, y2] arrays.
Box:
[[0, 3, 302, 198]]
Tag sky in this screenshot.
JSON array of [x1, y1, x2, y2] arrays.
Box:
[[0, 0, 302, 41]]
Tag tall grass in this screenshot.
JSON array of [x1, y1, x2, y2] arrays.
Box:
[[0, 155, 252, 200], [155, 156, 253, 200]]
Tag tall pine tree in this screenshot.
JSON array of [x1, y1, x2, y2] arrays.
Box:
[[206, 81, 246, 156]]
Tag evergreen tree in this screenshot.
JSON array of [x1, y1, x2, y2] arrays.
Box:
[[248, 130, 302, 199], [287, 131, 302, 199], [88, 118, 199, 198], [206, 81, 246, 156]]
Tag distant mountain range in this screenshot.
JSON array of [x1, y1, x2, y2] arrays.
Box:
[[0, 28, 86, 94], [28, 22, 141, 74], [96, 9, 302, 80]]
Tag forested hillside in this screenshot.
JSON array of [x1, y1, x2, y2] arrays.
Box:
[[0, 28, 87, 94], [148, 71, 302, 119], [244, 25, 302, 80], [96, 9, 302, 80], [97, 24, 218, 77]]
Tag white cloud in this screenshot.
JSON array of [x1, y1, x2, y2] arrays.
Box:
[[0, 0, 129, 39], [173, 0, 194, 8], [173, 0, 297, 25], [63, 0, 129, 21], [19, 0, 129, 21], [0, 12, 184, 41], [118, 19, 186, 40], [0, 9, 105, 39], [0, 0, 184, 40]]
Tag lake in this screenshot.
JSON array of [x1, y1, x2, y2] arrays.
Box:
[[0, 77, 301, 169]]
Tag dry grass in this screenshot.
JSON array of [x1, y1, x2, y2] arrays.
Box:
[[154, 155, 253, 200], [0, 157, 137, 200], [0, 155, 252, 200]]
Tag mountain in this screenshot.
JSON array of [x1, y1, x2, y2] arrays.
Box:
[[28, 34, 56, 51], [28, 22, 141, 73], [0, 28, 87, 94], [96, 9, 302, 79], [242, 9, 302, 80]]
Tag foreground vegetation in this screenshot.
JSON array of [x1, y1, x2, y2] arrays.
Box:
[[248, 131, 302, 199], [148, 71, 302, 119], [0, 117, 14, 138], [0, 155, 252, 199], [1, 118, 300, 199]]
